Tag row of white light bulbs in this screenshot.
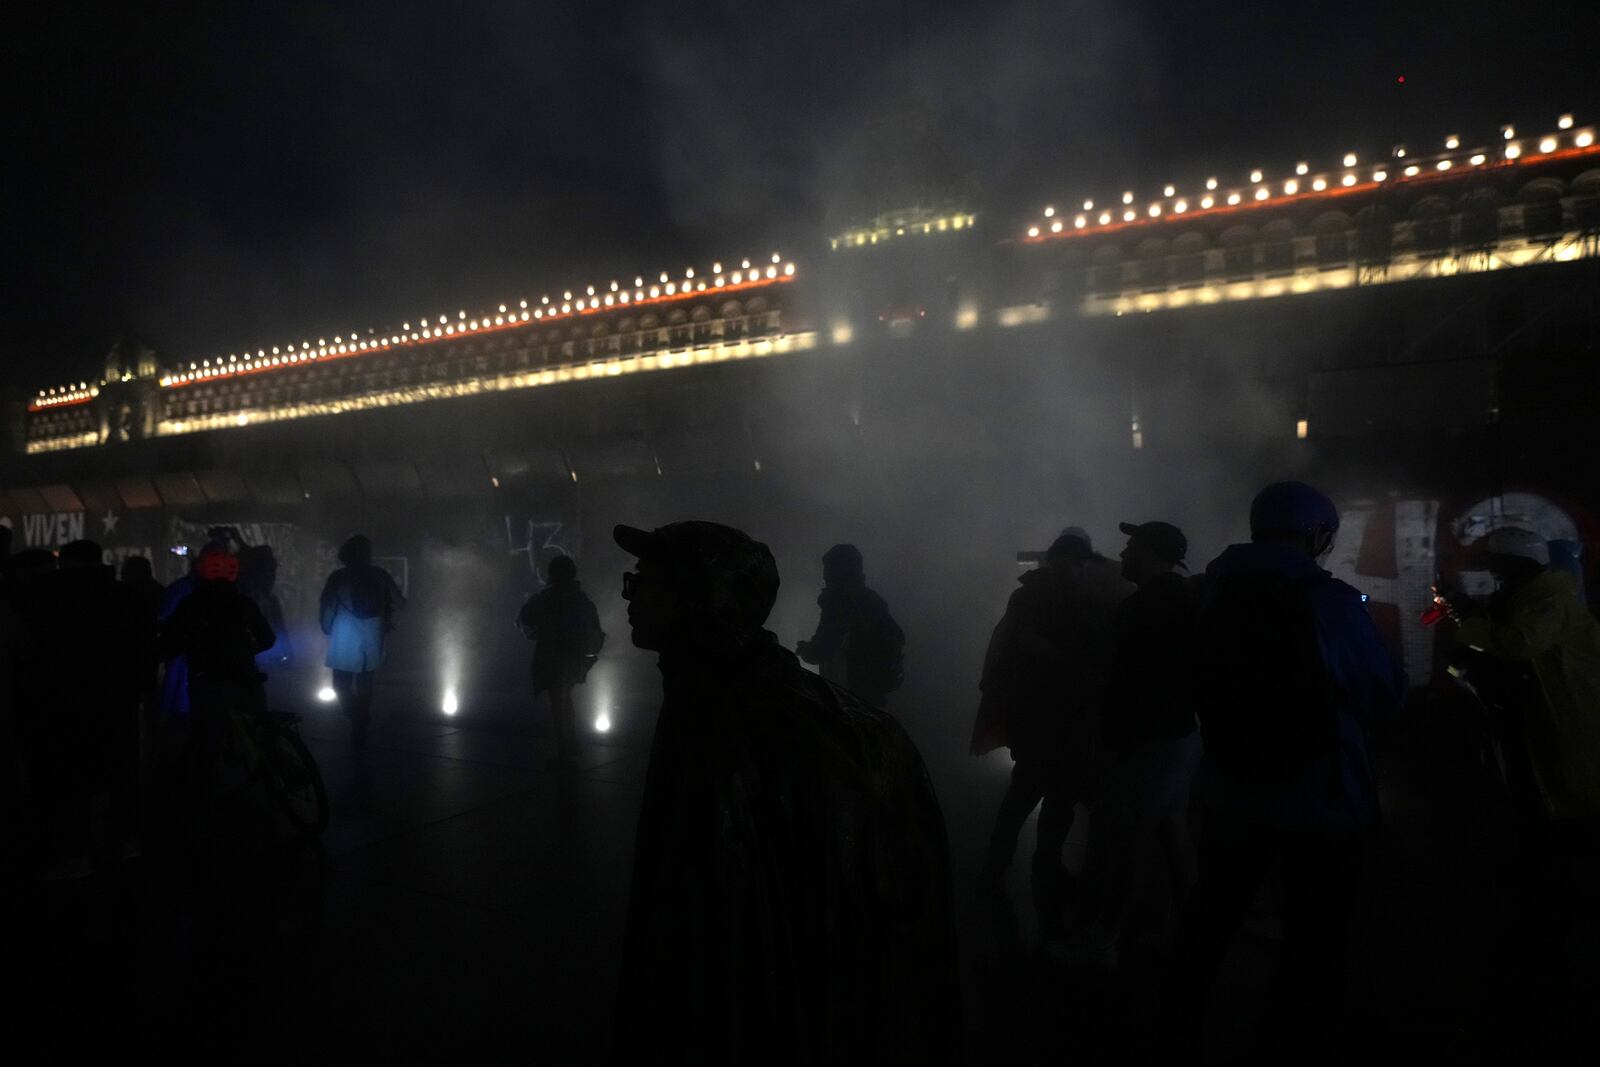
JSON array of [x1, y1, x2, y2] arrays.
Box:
[[1028, 114, 1592, 237], [33, 381, 99, 407], [156, 255, 794, 388]]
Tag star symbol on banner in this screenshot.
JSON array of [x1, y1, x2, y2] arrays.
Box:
[[101, 510, 120, 535]]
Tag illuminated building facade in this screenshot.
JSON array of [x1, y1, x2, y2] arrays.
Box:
[[3, 114, 1597, 616]]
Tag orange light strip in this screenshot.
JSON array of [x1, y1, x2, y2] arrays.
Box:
[[158, 261, 796, 390]]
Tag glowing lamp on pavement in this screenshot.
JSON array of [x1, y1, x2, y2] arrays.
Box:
[[317, 686, 337, 703], [442, 689, 459, 716]]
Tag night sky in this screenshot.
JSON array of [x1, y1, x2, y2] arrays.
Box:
[[4, 1, 1595, 392]]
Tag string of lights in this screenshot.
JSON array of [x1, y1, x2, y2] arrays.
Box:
[[830, 211, 977, 250], [1024, 114, 1596, 242], [28, 383, 99, 411], [157, 255, 795, 389], [29, 256, 796, 404]]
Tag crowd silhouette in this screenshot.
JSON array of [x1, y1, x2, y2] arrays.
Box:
[[2, 477, 1597, 1063]]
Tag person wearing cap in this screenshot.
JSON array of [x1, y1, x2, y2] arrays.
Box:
[[972, 527, 1129, 934], [796, 543, 905, 710], [612, 520, 960, 1064], [1065, 520, 1202, 966], [1162, 481, 1405, 1059]]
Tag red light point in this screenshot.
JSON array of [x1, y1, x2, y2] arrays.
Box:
[[1397, 75, 1406, 83]]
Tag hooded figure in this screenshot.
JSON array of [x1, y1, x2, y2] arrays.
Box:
[[612, 521, 960, 1065], [319, 535, 405, 749]]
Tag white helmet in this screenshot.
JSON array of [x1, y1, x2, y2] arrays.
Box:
[[1483, 527, 1550, 566]]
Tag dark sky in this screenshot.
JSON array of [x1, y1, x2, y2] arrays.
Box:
[[4, 1, 1596, 391]]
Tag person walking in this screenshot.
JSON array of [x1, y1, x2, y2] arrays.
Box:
[[319, 535, 405, 750], [972, 528, 1126, 938], [516, 554, 604, 761]]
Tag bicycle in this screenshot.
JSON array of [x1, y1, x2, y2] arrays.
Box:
[[251, 710, 331, 834], [178, 704, 331, 835]]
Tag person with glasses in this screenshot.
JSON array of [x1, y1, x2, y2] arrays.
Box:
[[611, 520, 960, 1065]]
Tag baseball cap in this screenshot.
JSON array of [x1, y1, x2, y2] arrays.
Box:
[[614, 521, 780, 627]]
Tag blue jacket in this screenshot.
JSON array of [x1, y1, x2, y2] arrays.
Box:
[[1194, 542, 1407, 828]]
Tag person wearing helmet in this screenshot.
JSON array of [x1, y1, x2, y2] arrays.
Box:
[[1162, 482, 1405, 1059], [612, 520, 960, 1065], [160, 544, 276, 806], [1435, 526, 1600, 1056], [319, 535, 405, 750], [515, 553, 604, 761], [1440, 526, 1600, 821], [796, 543, 905, 710]]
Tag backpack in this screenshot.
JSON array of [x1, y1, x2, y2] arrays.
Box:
[[1194, 569, 1338, 783]]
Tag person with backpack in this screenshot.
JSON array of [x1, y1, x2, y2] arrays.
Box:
[[516, 554, 604, 762], [1161, 482, 1405, 1060], [159, 544, 276, 810], [319, 535, 405, 750], [796, 544, 904, 710]]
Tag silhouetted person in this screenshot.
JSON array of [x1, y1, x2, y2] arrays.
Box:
[[612, 521, 960, 1064], [796, 543, 905, 709], [157, 546, 213, 721], [1069, 521, 1201, 965], [1162, 482, 1405, 1062], [973, 528, 1125, 936], [320, 535, 405, 750], [120, 555, 165, 623], [517, 554, 604, 761], [238, 544, 293, 674], [160, 545, 275, 806], [28, 540, 147, 873], [0, 526, 22, 838], [1437, 526, 1600, 1059]]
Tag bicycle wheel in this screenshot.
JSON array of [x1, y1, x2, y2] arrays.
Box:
[[263, 729, 331, 833]]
